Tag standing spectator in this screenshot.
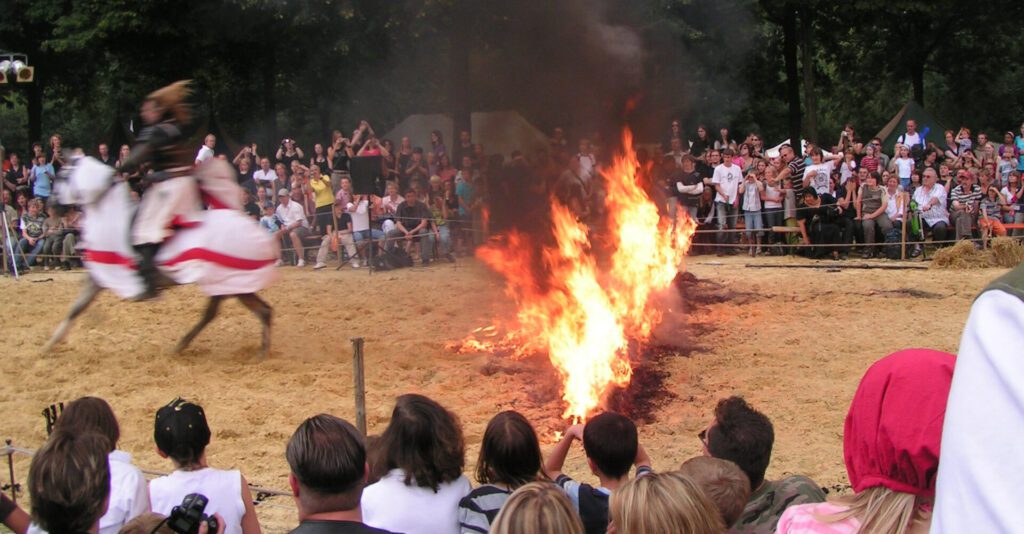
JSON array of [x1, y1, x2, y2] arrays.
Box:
[[543, 412, 652, 534], [18, 198, 46, 269], [252, 158, 277, 200], [196, 134, 216, 165], [711, 149, 742, 255], [49, 134, 65, 172], [4, 152, 29, 195], [774, 144, 807, 194], [777, 350, 954, 534], [677, 457, 751, 530], [275, 188, 311, 267], [674, 154, 705, 223], [403, 148, 429, 193], [458, 411, 543, 534], [96, 143, 115, 167], [276, 138, 305, 169], [1015, 123, 1024, 171], [430, 130, 447, 161], [452, 130, 474, 168], [387, 189, 433, 265], [576, 139, 598, 184], [381, 139, 399, 183], [856, 171, 892, 258], [551, 127, 571, 157], [425, 179, 455, 263], [309, 143, 329, 172], [54, 397, 150, 534], [285, 414, 393, 534], [232, 143, 258, 171], [739, 172, 764, 256], [690, 124, 711, 157], [715, 127, 736, 152], [802, 148, 843, 195], [911, 168, 950, 255], [895, 119, 924, 151], [974, 132, 996, 164], [362, 394, 471, 534], [700, 396, 826, 533], [28, 431, 110, 534], [997, 143, 1016, 186], [329, 134, 354, 192], [236, 158, 255, 194], [889, 145, 915, 190], [40, 204, 62, 270], [762, 167, 785, 253], [609, 473, 724, 534], [489, 483, 583, 534], [839, 148, 858, 185], [667, 138, 687, 166], [148, 398, 261, 534], [349, 194, 385, 265], [30, 154, 54, 204], [308, 165, 334, 234], [949, 170, 982, 242], [456, 163, 484, 246]]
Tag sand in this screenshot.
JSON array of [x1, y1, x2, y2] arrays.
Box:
[[0, 256, 1007, 532]]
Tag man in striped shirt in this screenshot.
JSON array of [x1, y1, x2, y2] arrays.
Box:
[[949, 170, 983, 242]]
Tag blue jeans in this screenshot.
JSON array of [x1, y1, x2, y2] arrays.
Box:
[[353, 229, 385, 242], [715, 202, 738, 244], [900, 177, 911, 190], [425, 224, 452, 261], [743, 209, 764, 239], [19, 238, 45, 267]]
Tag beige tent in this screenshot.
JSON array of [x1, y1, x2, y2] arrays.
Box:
[[381, 110, 549, 158]]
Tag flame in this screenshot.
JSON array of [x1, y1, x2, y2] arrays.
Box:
[[456, 128, 695, 421]]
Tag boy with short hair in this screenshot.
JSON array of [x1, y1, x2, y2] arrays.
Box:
[[543, 412, 651, 534], [677, 456, 751, 529]]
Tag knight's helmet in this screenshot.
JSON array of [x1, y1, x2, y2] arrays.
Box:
[[145, 79, 194, 126]]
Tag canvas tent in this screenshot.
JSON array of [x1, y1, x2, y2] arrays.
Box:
[[381, 110, 549, 158], [873, 101, 949, 153]]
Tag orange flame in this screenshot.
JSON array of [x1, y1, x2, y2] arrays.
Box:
[[457, 128, 695, 421]]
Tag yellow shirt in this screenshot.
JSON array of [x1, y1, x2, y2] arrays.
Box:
[[309, 175, 334, 208]]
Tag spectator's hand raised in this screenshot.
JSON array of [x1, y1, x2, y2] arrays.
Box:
[[565, 424, 584, 442]]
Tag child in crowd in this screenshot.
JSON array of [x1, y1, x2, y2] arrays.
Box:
[[609, 472, 724, 533], [890, 145, 915, 190], [677, 456, 751, 529], [762, 167, 784, 253], [28, 432, 110, 534], [40, 204, 62, 270], [18, 198, 46, 269], [259, 203, 280, 234], [978, 184, 1007, 240], [489, 482, 584, 534], [543, 412, 652, 534], [458, 411, 543, 533], [362, 394, 471, 534], [739, 172, 764, 256], [148, 398, 261, 534], [51, 396, 150, 534]]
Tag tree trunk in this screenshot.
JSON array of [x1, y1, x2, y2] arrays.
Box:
[[449, 4, 471, 138], [911, 63, 924, 106], [27, 81, 43, 151], [782, 2, 802, 148], [261, 65, 278, 142], [800, 7, 817, 144]]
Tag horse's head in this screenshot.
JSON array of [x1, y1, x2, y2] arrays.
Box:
[[55, 154, 117, 208]]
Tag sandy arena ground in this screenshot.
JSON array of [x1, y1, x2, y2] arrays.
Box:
[[0, 256, 1006, 532]]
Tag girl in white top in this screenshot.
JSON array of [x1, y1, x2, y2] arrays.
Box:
[[149, 398, 261, 534], [361, 394, 471, 534], [889, 144, 915, 189]]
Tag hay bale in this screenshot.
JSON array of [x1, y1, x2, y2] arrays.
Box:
[[990, 237, 1024, 268], [931, 240, 987, 269]]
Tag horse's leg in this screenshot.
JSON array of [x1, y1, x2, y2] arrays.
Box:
[[237, 293, 272, 359], [174, 296, 224, 354], [42, 278, 102, 353]]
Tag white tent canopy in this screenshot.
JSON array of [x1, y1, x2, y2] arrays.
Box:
[[380, 110, 549, 159]]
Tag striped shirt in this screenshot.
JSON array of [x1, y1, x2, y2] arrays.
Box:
[[458, 485, 511, 534], [949, 184, 982, 210]]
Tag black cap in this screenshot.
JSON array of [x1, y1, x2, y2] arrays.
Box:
[[155, 398, 211, 464]]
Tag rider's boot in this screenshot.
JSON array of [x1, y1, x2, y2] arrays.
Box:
[[131, 243, 161, 302]]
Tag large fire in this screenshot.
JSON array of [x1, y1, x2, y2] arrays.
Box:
[[456, 129, 695, 421]]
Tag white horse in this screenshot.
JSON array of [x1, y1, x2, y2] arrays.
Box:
[[43, 156, 279, 358]]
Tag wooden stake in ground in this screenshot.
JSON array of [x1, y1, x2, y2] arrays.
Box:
[[901, 192, 909, 260], [351, 337, 367, 436]]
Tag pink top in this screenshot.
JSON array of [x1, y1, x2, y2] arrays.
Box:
[[776, 502, 861, 534]]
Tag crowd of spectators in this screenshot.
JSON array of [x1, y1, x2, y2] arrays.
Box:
[[0, 345, 971, 533], [4, 117, 1024, 271]]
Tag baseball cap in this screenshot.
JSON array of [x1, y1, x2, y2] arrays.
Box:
[[154, 398, 211, 462], [278, 188, 290, 197]]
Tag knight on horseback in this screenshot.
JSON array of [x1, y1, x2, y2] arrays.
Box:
[[118, 80, 202, 301]]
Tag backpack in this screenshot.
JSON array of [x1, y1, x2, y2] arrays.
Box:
[[884, 228, 903, 260], [374, 247, 414, 271]]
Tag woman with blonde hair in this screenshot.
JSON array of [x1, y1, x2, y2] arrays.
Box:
[[777, 349, 955, 533], [489, 482, 583, 534], [609, 472, 724, 534]]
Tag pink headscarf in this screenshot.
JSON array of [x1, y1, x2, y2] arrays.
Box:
[[843, 348, 956, 497]]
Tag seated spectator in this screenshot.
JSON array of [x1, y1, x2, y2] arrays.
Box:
[[379, 181, 402, 235], [458, 411, 543, 533], [978, 183, 1007, 240], [52, 396, 149, 534], [0, 493, 29, 534], [796, 188, 842, 259], [315, 204, 358, 270], [543, 412, 652, 534], [275, 188, 311, 267], [286, 414, 392, 534], [40, 204, 62, 270], [489, 482, 584, 534], [361, 394, 471, 534], [777, 349, 955, 533], [148, 398, 261, 534], [18, 198, 46, 269], [701, 396, 826, 533], [241, 189, 261, 220], [28, 431, 110, 534], [609, 472, 724, 534], [912, 168, 950, 256], [677, 456, 750, 529], [385, 189, 433, 265], [856, 171, 892, 259], [948, 170, 982, 242]]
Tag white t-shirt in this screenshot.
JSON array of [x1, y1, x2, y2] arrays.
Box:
[[276, 200, 309, 228], [26, 450, 150, 534], [913, 184, 949, 225], [711, 164, 742, 204], [361, 468, 472, 534], [839, 159, 857, 184], [933, 290, 1024, 533], [350, 199, 370, 232], [196, 145, 214, 164], [252, 169, 277, 186], [884, 189, 904, 221], [894, 157, 914, 179], [577, 153, 597, 182], [764, 183, 783, 209], [898, 131, 922, 148], [149, 468, 246, 534], [803, 161, 836, 195]]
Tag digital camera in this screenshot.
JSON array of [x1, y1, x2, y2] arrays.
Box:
[[167, 493, 219, 534]]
